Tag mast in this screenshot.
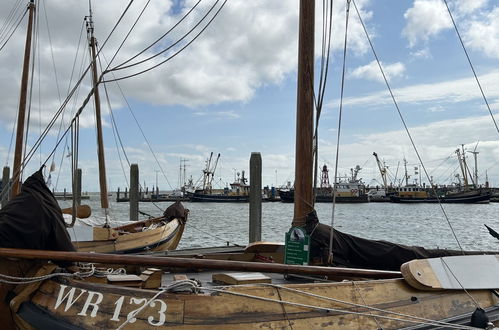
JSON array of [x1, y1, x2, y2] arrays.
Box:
[[11, 0, 36, 197], [292, 0, 315, 227], [403, 158, 409, 186], [86, 5, 109, 209], [373, 152, 388, 188]]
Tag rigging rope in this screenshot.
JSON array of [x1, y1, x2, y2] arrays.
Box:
[[112, 0, 202, 71], [0, 6, 27, 53], [102, 0, 229, 83], [351, 0, 465, 254], [328, 0, 351, 264], [109, 0, 213, 73], [200, 284, 478, 329], [442, 0, 499, 135]]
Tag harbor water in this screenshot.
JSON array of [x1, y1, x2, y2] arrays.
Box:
[[60, 196, 499, 252]]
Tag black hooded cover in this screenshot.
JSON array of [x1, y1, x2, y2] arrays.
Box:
[[304, 210, 483, 271], [0, 169, 75, 253]]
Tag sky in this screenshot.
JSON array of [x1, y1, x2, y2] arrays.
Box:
[[1, 0, 499, 193]]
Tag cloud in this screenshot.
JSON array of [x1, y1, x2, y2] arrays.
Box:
[[402, 0, 452, 47], [330, 69, 499, 108], [462, 7, 499, 58], [349, 60, 406, 82], [318, 114, 499, 186]]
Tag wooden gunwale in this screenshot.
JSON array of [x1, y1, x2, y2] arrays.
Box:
[[0, 248, 401, 279]]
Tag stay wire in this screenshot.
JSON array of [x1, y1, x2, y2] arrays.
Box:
[[0, 7, 27, 53], [328, 0, 351, 263], [11, 0, 138, 181], [351, 0, 465, 253], [111, 0, 202, 71], [0, 0, 21, 42], [443, 0, 499, 135], [102, 0, 228, 83], [101, 51, 175, 191], [103, 0, 152, 70], [96, 51, 131, 188], [0, 0, 23, 41], [313, 0, 334, 195], [109, 0, 214, 73]]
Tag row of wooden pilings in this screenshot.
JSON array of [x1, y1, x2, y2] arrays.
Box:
[[124, 153, 263, 244], [0, 152, 263, 244]]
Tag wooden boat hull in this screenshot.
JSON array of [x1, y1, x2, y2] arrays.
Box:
[[189, 192, 249, 202], [279, 190, 369, 203], [390, 192, 490, 204], [74, 218, 185, 254], [14, 277, 499, 329]]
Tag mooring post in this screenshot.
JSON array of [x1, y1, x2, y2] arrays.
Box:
[[1, 166, 10, 207], [130, 164, 139, 221], [249, 152, 262, 243], [75, 168, 82, 206]]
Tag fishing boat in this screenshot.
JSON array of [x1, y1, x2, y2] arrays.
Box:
[[0, 1, 498, 329], [390, 156, 491, 203], [0, 1, 187, 254], [279, 165, 369, 203], [187, 153, 250, 202]]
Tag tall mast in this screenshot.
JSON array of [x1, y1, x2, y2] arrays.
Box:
[[86, 4, 109, 209], [373, 152, 388, 188], [292, 0, 315, 227], [11, 0, 36, 197]]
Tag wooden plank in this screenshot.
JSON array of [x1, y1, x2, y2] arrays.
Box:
[[401, 255, 499, 290], [212, 272, 271, 285], [0, 248, 402, 279], [245, 241, 284, 253]]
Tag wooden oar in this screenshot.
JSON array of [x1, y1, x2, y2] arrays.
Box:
[[0, 247, 401, 279], [61, 205, 92, 219]]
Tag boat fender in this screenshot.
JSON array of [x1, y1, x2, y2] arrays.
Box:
[[470, 307, 490, 328]]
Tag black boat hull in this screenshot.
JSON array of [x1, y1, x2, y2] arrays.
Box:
[[390, 192, 490, 204]]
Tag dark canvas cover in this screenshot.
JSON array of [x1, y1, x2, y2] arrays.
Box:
[[0, 169, 75, 253], [304, 210, 476, 271]]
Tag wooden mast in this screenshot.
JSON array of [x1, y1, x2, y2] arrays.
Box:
[[86, 7, 109, 209], [11, 0, 36, 197], [292, 0, 315, 227]]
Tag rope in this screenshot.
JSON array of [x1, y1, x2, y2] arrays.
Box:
[[440, 257, 481, 309], [111, 0, 201, 71], [0, 266, 95, 285], [442, 0, 499, 135], [352, 281, 383, 329], [328, 0, 351, 264], [351, 0, 465, 254], [116, 279, 199, 329], [103, 0, 229, 83], [198, 284, 479, 329]]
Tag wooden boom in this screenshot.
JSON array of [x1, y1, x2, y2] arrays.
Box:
[[0, 247, 401, 279]]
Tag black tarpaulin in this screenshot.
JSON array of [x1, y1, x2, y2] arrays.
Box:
[[304, 210, 475, 271], [0, 169, 75, 254]]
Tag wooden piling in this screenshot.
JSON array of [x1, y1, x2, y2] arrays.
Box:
[[130, 164, 139, 221], [1, 166, 10, 207], [75, 169, 82, 206], [249, 152, 262, 243]]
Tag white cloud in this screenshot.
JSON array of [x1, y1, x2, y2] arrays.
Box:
[[463, 7, 499, 58], [332, 69, 499, 108], [454, 0, 488, 15], [410, 47, 431, 59], [349, 60, 406, 82], [402, 0, 452, 47]]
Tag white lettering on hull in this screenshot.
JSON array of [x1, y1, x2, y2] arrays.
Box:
[[53, 284, 168, 326]]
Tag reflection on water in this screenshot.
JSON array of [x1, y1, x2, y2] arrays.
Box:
[[59, 197, 499, 251]]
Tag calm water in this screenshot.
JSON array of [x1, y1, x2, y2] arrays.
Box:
[[59, 196, 499, 252]]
